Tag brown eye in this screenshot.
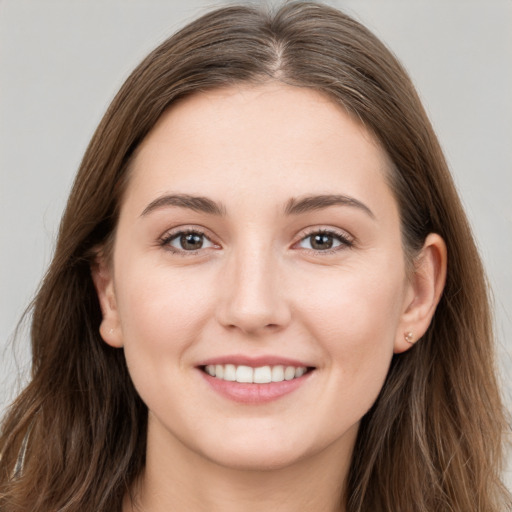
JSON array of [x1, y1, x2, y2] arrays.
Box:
[[297, 230, 352, 252], [180, 233, 204, 250], [165, 231, 215, 252], [309, 233, 334, 250]]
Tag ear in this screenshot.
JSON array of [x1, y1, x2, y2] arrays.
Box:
[[90, 252, 124, 348], [394, 233, 447, 354]]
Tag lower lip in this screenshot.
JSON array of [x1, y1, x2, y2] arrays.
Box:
[[199, 369, 313, 404]]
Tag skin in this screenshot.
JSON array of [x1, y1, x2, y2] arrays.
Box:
[[93, 83, 446, 512]]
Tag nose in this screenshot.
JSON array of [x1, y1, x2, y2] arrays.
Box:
[[215, 246, 291, 336]]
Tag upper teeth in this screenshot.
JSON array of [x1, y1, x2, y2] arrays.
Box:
[[204, 364, 307, 383]]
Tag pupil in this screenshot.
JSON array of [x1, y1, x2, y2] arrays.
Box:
[[181, 233, 203, 250], [311, 234, 333, 250]]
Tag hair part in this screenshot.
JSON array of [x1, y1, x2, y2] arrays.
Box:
[[1, 2, 510, 510]]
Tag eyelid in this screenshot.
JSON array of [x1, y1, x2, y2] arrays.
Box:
[[292, 226, 355, 253], [157, 224, 354, 255], [159, 225, 221, 254]]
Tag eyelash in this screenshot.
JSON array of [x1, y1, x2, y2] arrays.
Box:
[[296, 228, 354, 254], [159, 228, 218, 256], [159, 227, 354, 255]]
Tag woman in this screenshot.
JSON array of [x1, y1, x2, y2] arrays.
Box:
[[0, 2, 510, 510]]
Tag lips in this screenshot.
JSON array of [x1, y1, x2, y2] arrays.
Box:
[[197, 356, 315, 404]]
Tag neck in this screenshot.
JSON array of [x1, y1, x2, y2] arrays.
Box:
[[124, 418, 356, 512]]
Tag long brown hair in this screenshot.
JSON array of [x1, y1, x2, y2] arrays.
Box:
[[1, 2, 510, 510]]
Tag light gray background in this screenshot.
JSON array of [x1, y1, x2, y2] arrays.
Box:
[[1, 0, 511, 486]]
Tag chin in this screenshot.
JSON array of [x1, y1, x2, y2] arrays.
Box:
[[190, 424, 334, 473], [202, 444, 309, 472]]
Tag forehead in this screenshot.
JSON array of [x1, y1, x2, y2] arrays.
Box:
[[124, 83, 396, 218]]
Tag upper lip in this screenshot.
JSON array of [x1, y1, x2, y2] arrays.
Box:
[[197, 354, 314, 368]]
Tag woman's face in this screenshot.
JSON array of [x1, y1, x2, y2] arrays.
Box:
[[97, 83, 418, 471]]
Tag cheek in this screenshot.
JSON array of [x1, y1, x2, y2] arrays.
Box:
[[115, 263, 215, 358], [294, 259, 405, 383], [112, 264, 219, 417]]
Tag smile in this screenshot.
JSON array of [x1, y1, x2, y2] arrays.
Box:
[[203, 364, 308, 383], [198, 356, 315, 403]]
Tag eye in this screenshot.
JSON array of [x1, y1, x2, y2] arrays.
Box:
[[162, 230, 216, 253], [296, 230, 353, 252]]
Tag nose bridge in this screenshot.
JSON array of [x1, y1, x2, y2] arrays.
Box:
[[217, 239, 290, 334]]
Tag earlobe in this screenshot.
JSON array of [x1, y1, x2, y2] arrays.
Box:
[[394, 233, 447, 354], [90, 253, 124, 348]]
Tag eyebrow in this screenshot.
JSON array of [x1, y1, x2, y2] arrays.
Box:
[[140, 194, 226, 217], [284, 194, 375, 219], [140, 193, 374, 219]]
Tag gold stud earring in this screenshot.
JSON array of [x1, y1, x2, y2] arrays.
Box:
[[404, 331, 414, 344], [109, 328, 114, 335]]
